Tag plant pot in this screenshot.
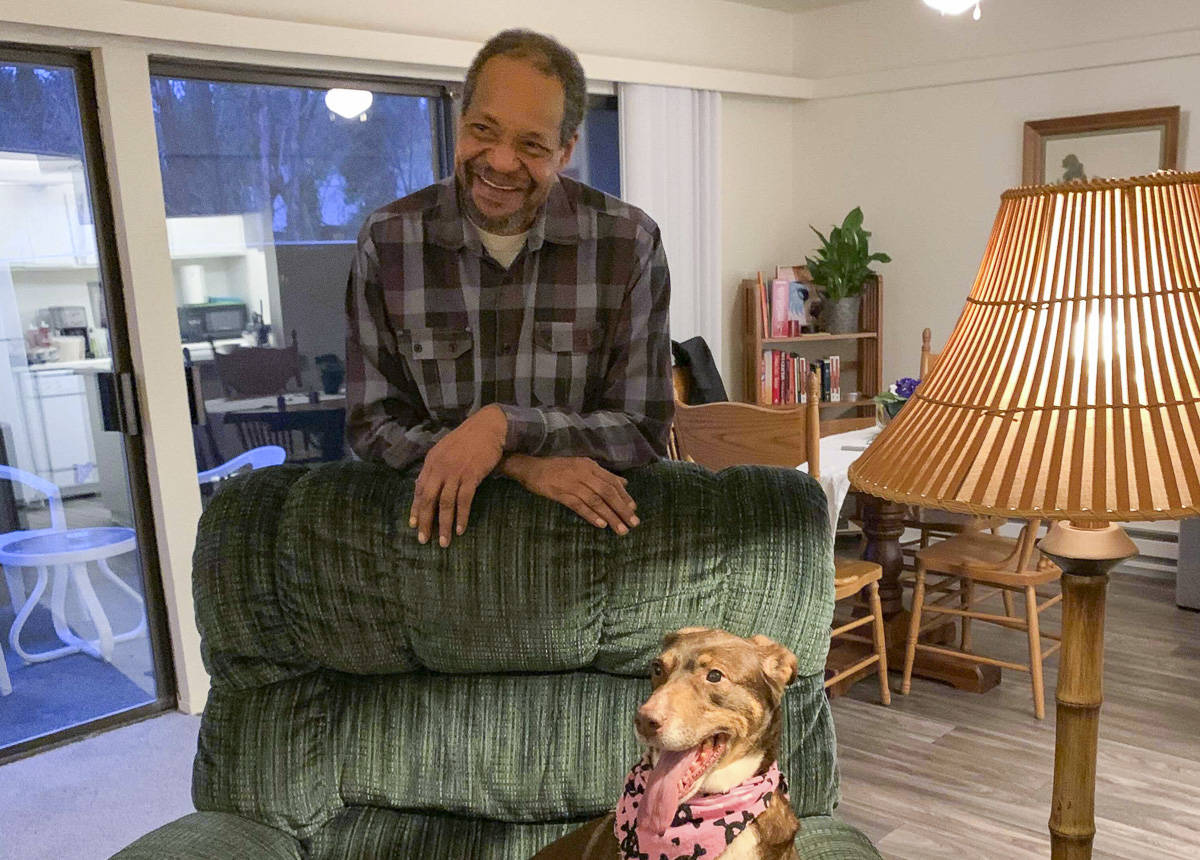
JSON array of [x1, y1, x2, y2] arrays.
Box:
[[821, 295, 861, 334]]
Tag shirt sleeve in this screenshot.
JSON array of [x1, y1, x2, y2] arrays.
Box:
[[499, 224, 674, 471], [344, 223, 449, 470]]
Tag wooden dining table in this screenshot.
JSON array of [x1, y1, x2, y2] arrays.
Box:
[[805, 427, 1001, 695], [203, 391, 347, 464]]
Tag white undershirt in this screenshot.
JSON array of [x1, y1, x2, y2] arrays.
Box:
[[476, 226, 529, 269]]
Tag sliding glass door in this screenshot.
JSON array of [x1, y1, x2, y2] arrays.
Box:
[[0, 47, 174, 760]]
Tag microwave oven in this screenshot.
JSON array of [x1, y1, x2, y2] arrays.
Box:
[[178, 301, 248, 342]]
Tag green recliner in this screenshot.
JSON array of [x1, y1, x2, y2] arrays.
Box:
[[115, 460, 880, 859]]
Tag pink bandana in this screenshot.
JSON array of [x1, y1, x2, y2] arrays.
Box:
[[614, 754, 788, 860]]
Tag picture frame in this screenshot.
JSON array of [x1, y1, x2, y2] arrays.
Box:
[[775, 265, 818, 330], [1021, 106, 1180, 186]]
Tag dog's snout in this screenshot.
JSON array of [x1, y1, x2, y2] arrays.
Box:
[[635, 705, 661, 738]]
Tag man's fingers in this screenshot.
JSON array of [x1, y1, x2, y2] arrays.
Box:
[[438, 479, 459, 548], [455, 479, 478, 538], [572, 491, 630, 535], [584, 476, 638, 528], [561, 493, 610, 529], [415, 474, 443, 545]]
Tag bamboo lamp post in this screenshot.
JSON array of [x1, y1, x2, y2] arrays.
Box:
[[848, 171, 1200, 858]]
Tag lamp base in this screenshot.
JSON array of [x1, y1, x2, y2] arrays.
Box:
[[1038, 521, 1137, 859]]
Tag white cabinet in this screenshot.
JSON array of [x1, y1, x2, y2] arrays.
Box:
[[18, 367, 99, 497]]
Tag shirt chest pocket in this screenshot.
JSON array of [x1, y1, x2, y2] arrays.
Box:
[[531, 321, 600, 408], [397, 327, 474, 416]]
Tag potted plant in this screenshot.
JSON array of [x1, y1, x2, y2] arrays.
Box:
[[805, 207, 891, 334], [874, 376, 920, 425]]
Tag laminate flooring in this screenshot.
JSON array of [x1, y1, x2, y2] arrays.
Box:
[[832, 573, 1200, 859]]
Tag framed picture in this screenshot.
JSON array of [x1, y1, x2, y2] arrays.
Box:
[[1021, 106, 1180, 185]]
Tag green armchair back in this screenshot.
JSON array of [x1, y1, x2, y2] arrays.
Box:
[[116, 460, 879, 859]]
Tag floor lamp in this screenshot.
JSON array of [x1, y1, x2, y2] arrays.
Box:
[[849, 170, 1200, 858]]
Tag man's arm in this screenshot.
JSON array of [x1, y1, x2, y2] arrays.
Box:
[[499, 225, 674, 470], [344, 226, 447, 471]]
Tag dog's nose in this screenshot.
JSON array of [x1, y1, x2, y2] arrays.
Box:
[[635, 706, 661, 738]]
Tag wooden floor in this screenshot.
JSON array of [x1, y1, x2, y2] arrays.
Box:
[[831, 573, 1200, 859]]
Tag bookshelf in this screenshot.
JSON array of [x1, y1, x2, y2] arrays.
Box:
[[742, 274, 882, 411]]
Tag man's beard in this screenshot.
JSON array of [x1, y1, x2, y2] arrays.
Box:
[[457, 161, 538, 235]]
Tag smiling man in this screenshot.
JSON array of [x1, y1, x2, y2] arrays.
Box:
[[345, 29, 673, 548]]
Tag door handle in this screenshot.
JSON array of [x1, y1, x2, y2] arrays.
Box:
[[97, 371, 141, 436]]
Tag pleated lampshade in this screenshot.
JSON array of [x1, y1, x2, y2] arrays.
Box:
[[849, 170, 1200, 521]]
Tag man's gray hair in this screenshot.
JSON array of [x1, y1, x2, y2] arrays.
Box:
[[461, 29, 586, 147]]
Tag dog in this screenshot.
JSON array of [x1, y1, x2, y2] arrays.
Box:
[[534, 627, 801, 859]]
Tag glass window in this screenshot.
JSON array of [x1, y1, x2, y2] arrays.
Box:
[[1, 51, 163, 755], [563, 95, 621, 197], [149, 66, 445, 475]]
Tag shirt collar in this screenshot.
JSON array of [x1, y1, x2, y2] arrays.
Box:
[[426, 175, 580, 252]]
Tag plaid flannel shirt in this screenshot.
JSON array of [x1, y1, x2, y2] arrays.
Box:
[[345, 175, 673, 472]]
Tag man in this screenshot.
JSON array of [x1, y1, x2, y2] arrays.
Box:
[[345, 29, 673, 549]]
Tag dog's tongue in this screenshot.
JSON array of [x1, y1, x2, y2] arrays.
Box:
[[639, 746, 701, 835]]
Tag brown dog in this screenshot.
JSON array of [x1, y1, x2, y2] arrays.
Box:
[[534, 627, 801, 859]]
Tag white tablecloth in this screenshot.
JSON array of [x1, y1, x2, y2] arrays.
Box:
[[798, 426, 881, 540]]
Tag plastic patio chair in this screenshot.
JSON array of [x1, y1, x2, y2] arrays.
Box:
[[197, 445, 287, 486]]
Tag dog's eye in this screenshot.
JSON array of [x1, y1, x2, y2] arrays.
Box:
[[650, 660, 664, 677], [706, 669, 723, 683]]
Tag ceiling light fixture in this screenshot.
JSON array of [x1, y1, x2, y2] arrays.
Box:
[[923, 0, 982, 18], [325, 88, 373, 120]]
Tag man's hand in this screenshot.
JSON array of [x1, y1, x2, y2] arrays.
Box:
[[500, 455, 639, 535], [410, 404, 507, 547]]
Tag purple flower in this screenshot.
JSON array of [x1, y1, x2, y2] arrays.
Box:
[[891, 377, 920, 399]]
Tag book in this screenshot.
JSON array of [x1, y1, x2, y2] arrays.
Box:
[[772, 351, 781, 404], [818, 359, 831, 402], [770, 279, 790, 338], [830, 355, 841, 402], [756, 272, 769, 337], [798, 357, 809, 403]]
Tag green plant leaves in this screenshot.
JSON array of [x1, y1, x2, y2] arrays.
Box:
[[805, 207, 890, 300]]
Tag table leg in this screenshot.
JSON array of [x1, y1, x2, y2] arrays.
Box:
[[72, 561, 116, 661], [858, 494, 1000, 694]]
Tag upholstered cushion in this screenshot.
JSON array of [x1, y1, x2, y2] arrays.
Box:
[[196, 460, 835, 685]]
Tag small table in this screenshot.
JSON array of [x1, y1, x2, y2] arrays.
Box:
[[0, 526, 146, 664], [205, 393, 347, 463]]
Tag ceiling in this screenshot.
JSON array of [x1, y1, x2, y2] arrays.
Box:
[[722, 0, 869, 12]]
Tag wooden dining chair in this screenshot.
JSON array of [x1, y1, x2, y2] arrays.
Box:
[[209, 329, 303, 399], [901, 518, 1062, 718], [671, 372, 890, 705], [903, 328, 1007, 571]]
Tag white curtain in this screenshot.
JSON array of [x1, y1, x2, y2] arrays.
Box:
[[618, 84, 722, 364]]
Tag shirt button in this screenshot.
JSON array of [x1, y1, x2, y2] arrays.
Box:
[[503, 343, 514, 354], [413, 343, 423, 353]]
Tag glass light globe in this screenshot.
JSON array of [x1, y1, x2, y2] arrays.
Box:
[[325, 88, 374, 119], [923, 0, 979, 14]]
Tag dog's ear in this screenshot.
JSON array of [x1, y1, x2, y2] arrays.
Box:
[[750, 635, 799, 690], [662, 626, 709, 649]]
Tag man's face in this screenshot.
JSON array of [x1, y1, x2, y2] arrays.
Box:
[[454, 55, 577, 235]]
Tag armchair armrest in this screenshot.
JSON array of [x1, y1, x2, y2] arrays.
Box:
[[794, 815, 883, 859], [112, 812, 304, 859]]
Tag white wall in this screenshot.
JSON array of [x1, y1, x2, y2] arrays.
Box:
[[793, 0, 1199, 383], [129, 0, 796, 76], [722, 95, 797, 400]]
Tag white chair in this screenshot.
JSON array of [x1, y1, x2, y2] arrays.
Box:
[[197, 445, 286, 486]]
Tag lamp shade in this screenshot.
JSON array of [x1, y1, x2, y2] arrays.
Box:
[[849, 171, 1200, 521]]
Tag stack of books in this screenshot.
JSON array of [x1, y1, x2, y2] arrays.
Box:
[[759, 353, 840, 405]]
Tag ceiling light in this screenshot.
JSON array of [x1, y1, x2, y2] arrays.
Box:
[[923, 0, 980, 15], [325, 88, 373, 120]]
